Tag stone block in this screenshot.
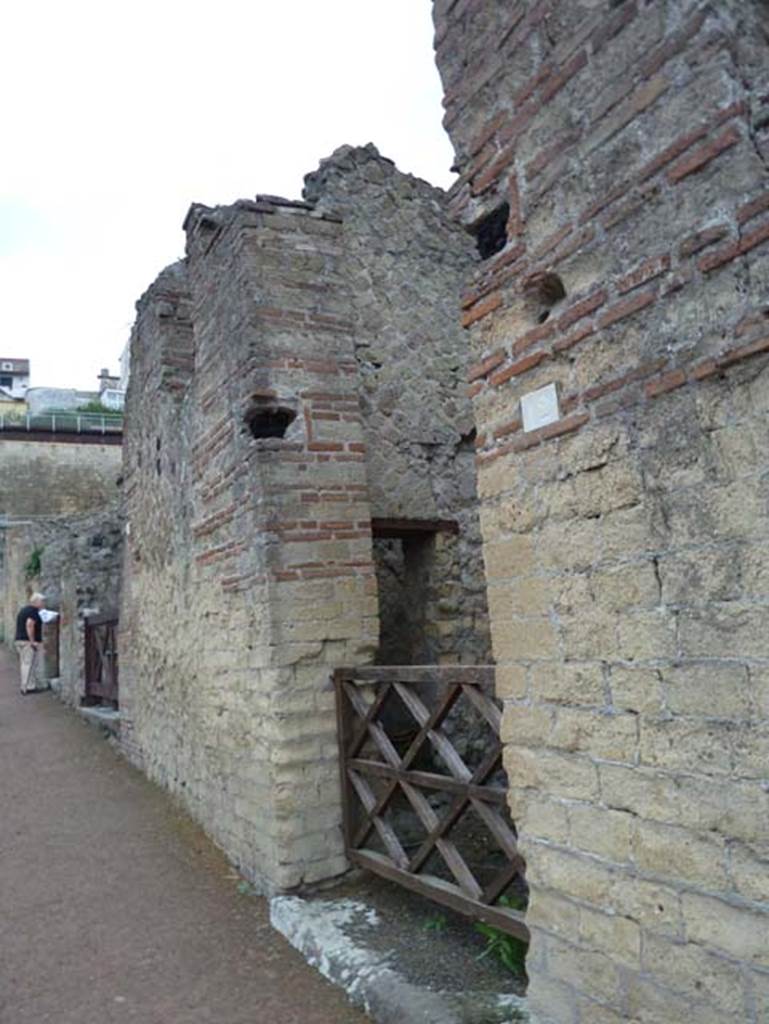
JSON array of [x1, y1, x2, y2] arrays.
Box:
[[728, 840, 769, 904], [569, 804, 635, 864], [549, 707, 639, 762], [731, 722, 769, 780], [681, 892, 769, 966], [492, 617, 560, 661], [530, 661, 606, 707], [662, 661, 753, 719], [524, 842, 616, 906], [578, 905, 641, 968], [590, 561, 660, 612], [506, 747, 600, 803], [544, 934, 624, 1005], [527, 886, 581, 940], [521, 796, 571, 845], [495, 664, 528, 700], [633, 820, 728, 891], [609, 665, 662, 714], [641, 934, 750, 1016], [615, 609, 677, 661], [483, 535, 536, 579], [638, 717, 732, 775], [612, 878, 684, 939]]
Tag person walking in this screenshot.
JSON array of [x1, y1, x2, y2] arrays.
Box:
[[14, 593, 47, 694]]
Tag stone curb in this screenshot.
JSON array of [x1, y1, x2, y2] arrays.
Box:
[[270, 895, 528, 1024]]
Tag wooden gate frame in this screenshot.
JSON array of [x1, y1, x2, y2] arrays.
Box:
[[334, 666, 529, 942], [84, 614, 119, 704]]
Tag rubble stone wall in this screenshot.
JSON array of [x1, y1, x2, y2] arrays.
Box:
[[434, 1, 769, 1021], [0, 505, 122, 702], [305, 145, 491, 666]]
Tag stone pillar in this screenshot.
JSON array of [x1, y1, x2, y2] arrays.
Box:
[[120, 202, 378, 891]]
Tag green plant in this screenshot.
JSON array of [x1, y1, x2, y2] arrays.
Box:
[[24, 547, 44, 581], [475, 895, 528, 977], [423, 913, 448, 933], [76, 400, 122, 416]]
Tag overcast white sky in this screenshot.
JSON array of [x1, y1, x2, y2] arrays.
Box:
[[1, 1, 455, 390]]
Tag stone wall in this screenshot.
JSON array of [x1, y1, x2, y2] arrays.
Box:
[[120, 207, 378, 893], [0, 437, 121, 518], [0, 505, 122, 702], [119, 154, 488, 895], [305, 145, 490, 666], [434, 2, 769, 1022]]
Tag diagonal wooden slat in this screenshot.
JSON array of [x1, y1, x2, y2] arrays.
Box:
[[460, 682, 502, 734], [469, 798, 524, 867], [335, 666, 527, 941], [398, 779, 483, 900], [344, 682, 401, 768], [351, 683, 463, 849], [345, 681, 393, 759], [482, 858, 526, 907], [393, 683, 472, 781], [407, 741, 506, 874], [348, 769, 410, 870]]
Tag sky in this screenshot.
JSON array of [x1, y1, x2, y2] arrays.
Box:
[[1, 1, 456, 390]]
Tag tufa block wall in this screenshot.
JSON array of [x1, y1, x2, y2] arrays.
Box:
[[0, 437, 121, 519], [434, 2, 769, 1022]]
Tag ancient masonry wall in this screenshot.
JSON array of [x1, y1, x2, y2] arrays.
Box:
[[434, 2, 769, 1022], [119, 205, 380, 892], [120, 154, 486, 893], [0, 437, 121, 518], [304, 146, 490, 666], [0, 505, 122, 701]]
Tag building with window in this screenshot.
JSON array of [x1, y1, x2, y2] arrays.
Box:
[[0, 358, 30, 400]]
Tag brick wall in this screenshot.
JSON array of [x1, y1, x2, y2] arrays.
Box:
[[434, 2, 769, 1021], [119, 205, 378, 892]]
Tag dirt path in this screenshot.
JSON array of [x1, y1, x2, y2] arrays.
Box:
[[0, 645, 368, 1024]]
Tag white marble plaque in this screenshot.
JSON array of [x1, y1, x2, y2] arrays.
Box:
[[521, 382, 560, 432]]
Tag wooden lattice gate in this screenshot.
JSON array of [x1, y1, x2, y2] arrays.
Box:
[[334, 666, 529, 941], [84, 614, 119, 705]]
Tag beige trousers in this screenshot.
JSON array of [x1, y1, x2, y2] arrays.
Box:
[[14, 641, 44, 693]]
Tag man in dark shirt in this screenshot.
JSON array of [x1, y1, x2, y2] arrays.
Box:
[[14, 593, 46, 694]]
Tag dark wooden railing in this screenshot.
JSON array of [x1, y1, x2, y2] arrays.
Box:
[[334, 666, 528, 942]]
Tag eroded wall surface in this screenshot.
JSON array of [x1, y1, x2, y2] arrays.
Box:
[[120, 154, 488, 894], [0, 506, 122, 702], [305, 145, 490, 665], [434, 1, 769, 1021], [119, 208, 378, 892]]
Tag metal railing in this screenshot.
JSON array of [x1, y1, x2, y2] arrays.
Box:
[[0, 412, 123, 435]]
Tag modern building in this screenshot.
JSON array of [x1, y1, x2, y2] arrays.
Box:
[[0, 358, 30, 400]]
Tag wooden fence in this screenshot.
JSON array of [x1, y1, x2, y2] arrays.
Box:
[[334, 666, 528, 942]]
